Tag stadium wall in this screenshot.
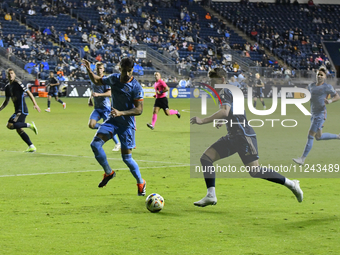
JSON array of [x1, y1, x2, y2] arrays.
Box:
[[213, 0, 340, 4]]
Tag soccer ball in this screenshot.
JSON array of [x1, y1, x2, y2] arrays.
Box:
[[145, 193, 164, 213]]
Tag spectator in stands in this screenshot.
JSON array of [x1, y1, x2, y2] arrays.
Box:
[[24, 59, 36, 74], [28, 6, 36, 16], [205, 12, 211, 20], [41, 59, 49, 72], [43, 27, 52, 36], [4, 13, 12, 21], [57, 72, 66, 83], [0, 37, 3, 48]]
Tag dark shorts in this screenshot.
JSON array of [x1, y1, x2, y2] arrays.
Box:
[[48, 86, 58, 97], [154, 97, 169, 110], [8, 112, 27, 124], [211, 134, 259, 165], [254, 91, 264, 98]]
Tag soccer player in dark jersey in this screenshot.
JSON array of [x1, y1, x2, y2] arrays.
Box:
[[190, 68, 303, 207], [83, 58, 146, 196], [88, 62, 121, 151], [253, 73, 266, 109], [0, 68, 40, 152], [146, 72, 180, 130], [293, 66, 340, 165], [45, 71, 66, 112]]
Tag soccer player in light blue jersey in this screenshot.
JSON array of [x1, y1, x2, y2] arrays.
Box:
[[83, 58, 146, 196], [88, 62, 121, 152], [293, 67, 340, 165]]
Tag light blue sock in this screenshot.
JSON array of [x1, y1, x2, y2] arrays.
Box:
[[90, 136, 112, 175], [94, 123, 101, 129], [317, 133, 338, 140], [113, 135, 119, 144], [122, 154, 143, 183], [302, 135, 314, 158]]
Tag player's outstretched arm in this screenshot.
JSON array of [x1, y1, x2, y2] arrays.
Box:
[[0, 97, 10, 112], [82, 59, 103, 85], [27, 90, 41, 112], [93, 89, 111, 98], [190, 105, 230, 125], [325, 93, 340, 104]]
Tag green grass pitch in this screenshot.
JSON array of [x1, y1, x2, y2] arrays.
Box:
[[0, 97, 339, 254]]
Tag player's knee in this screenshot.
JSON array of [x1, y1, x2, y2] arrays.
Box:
[[88, 122, 95, 129], [6, 123, 14, 129], [315, 134, 321, 141], [90, 136, 104, 153], [308, 134, 315, 141], [200, 153, 213, 165]]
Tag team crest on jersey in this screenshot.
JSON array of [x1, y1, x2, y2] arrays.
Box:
[[124, 87, 130, 92]]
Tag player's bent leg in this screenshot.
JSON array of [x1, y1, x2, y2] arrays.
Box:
[[88, 119, 100, 129], [90, 135, 115, 187], [315, 129, 339, 140]]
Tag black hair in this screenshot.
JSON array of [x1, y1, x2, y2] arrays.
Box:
[[120, 57, 134, 69]]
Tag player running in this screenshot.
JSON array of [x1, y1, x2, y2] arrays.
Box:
[[146, 72, 180, 130], [293, 66, 340, 165], [0, 68, 40, 152], [190, 68, 303, 207], [83, 57, 146, 196], [88, 62, 121, 152], [253, 73, 266, 109], [45, 71, 66, 112]]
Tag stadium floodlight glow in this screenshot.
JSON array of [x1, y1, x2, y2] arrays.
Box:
[[201, 84, 311, 116]]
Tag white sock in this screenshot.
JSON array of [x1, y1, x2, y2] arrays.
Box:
[[207, 187, 216, 197], [29, 144, 35, 148], [27, 123, 31, 128], [284, 178, 295, 189]]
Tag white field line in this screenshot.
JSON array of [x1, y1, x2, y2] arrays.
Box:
[[0, 164, 191, 178], [1, 150, 187, 165]]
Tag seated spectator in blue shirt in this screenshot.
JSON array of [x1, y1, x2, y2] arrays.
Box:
[[43, 27, 52, 35], [57, 73, 66, 82], [41, 59, 49, 71], [24, 60, 36, 74], [183, 13, 190, 22], [178, 79, 187, 88], [0, 37, 4, 48]]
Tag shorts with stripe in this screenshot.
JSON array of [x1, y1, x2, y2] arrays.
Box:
[[211, 134, 259, 165], [8, 112, 27, 124]]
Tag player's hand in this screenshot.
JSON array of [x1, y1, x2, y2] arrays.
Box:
[[34, 105, 41, 112], [190, 116, 203, 125], [82, 59, 91, 70], [153, 94, 156, 98], [92, 92, 98, 97], [324, 98, 332, 104], [110, 107, 122, 118], [88, 98, 93, 106], [215, 123, 223, 129]]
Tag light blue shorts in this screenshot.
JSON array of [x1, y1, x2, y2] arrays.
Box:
[[96, 121, 135, 149], [89, 108, 110, 122], [309, 112, 326, 133]]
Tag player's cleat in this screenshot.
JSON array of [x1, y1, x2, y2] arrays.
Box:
[[263, 106, 266, 110], [45, 108, 50, 112], [337, 133, 340, 139], [112, 143, 121, 152], [30, 121, 38, 135], [137, 179, 146, 196], [63, 102, 66, 109], [293, 157, 305, 165], [176, 110, 181, 119], [290, 180, 303, 203], [146, 123, 154, 130], [24, 145, 36, 153], [98, 171, 116, 188], [194, 194, 217, 207]]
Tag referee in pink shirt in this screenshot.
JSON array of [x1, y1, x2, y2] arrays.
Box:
[[147, 72, 180, 130]]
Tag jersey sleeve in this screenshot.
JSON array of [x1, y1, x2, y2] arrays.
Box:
[[326, 84, 337, 97], [101, 74, 114, 87], [5, 85, 10, 97], [19, 82, 28, 92], [133, 82, 144, 100], [219, 88, 232, 107]]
